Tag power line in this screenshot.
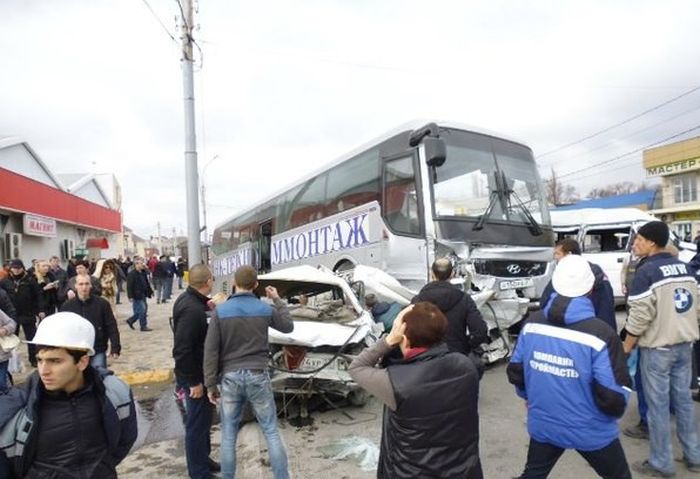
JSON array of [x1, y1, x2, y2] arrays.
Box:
[[564, 142, 700, 185], [538, 102, 700, 168], [140, 0, 177, 43], [558, 124, 700, 179], [174, 0, 189, 30], [537, 84, 700, 159]]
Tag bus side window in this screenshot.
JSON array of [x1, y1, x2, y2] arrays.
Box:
[[383, 156, 421, 236], [326, 149, 380, 215]]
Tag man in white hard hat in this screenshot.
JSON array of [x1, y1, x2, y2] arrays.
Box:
[[0, 312, 137, 478], [507, 254, 633, 478]]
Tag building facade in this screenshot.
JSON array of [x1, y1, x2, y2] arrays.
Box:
[[0, 137, 122, 265], [645, 136, 700, 241]]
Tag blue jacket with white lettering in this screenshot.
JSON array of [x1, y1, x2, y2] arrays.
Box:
[[507, 295, 631, 451]]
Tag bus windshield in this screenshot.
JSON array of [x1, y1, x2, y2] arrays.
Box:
[[431, 134, 550, 227]]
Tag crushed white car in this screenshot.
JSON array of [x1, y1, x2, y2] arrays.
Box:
[[256, 266, 382, 407]]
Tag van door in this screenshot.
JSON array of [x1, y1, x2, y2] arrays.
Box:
[[581, 225, 632, 300]]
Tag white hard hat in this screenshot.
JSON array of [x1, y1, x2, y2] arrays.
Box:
[[552, 254, 595, 298], [27, 312, 95, 356]]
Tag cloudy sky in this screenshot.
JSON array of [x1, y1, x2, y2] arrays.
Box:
[[2, 0, 699, 239]]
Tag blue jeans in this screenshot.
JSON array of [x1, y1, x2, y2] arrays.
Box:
[[131, 299, 148, 329], [90, 352, 107, 368], [219, 370, 288, 479], [164, 276, 173, 299], [0, 360, 8, 392], [154, 278, 165, 302], [641, 343, 700, 474], [635, 351, 648, 422], [177, 378, 213, 479]]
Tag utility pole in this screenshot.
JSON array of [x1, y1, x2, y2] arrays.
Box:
[[201, 154, 220, 246], [180, 0, 202, 264]]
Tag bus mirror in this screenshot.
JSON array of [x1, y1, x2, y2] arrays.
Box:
[[424, 138, 446, 167]]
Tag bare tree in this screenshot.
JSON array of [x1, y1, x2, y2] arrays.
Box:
[[588, 181, 647, 199], [545, 167, 579, 205]]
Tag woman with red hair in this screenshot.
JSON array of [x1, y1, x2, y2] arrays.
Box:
[[349, 302, 483, 478]]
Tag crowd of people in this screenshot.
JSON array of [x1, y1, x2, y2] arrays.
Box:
[[2, 221, 700, 478]]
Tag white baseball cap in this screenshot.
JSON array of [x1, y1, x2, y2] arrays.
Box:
[[26, 312, 95, 356], [552, 254, 595, 298]]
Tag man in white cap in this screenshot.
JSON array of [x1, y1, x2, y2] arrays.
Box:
[[507, 254, 632, 478], [0, 312, 137, 478]]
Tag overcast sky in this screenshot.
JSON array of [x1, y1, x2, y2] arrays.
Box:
[[2, 0, 700, 239]]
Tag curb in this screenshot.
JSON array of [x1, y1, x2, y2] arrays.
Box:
[[117, 368, 174, 387]]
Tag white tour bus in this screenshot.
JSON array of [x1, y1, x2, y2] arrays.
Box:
[[210, 121, 555, 320]]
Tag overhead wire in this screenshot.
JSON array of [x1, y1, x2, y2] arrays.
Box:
[[558, 125, 700, 180], [140, 0, 178, 43], [567, 142, 700, 184], [538, 102, 700, 168], [536, 84, 700, 159]]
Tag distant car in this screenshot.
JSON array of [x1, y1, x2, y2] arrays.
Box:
[[255, 265, 382, 407]]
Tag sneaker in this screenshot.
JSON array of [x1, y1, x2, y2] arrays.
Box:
[[140, 327, 153, 332], [207, 458, 221, 472], [624, 421, 649, 440], [682, 457, 700, 473], [125, 319, 135, 330], [632, 460, 675, 477]]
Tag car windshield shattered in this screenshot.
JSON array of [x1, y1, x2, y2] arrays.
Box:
[[254, 265, 383, 409]]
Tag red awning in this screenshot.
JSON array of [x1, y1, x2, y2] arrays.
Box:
[[0, 167, 122, 232], [86, 238, 109, 249]]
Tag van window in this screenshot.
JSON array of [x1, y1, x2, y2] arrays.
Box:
[[556, 230, 578, 242], [583, 227, 631, 253]]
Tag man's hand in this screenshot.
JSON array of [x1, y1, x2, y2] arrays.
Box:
[[190, 383, 204, 399], [0, 327, 7, 337], [207, 389, 220, 406], [265, 286, 280, 300], [110, 352, 120, 360], [623, 333, 638, 355], [386, 305, 411, 347], [67, 290, 76, 300]]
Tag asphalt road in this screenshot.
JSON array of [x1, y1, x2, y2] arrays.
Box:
[[115, 310, 700, 478], [13, 299, 698, 477]]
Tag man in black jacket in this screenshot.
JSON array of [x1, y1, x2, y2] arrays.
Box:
[[126, 257, 152, 331], [0, 259, 44, 366], [0, 312, 137, 478], [173, 264, 218, 479], [413, 258, 488, 356], [61, 273, 121, 368], [0, 287, 16, 320]]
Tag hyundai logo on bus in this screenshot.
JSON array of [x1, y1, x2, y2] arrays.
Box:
[[272, 213, 370, 266]]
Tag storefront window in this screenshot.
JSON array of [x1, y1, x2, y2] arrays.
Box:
[[673, 173, 697, 204]]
